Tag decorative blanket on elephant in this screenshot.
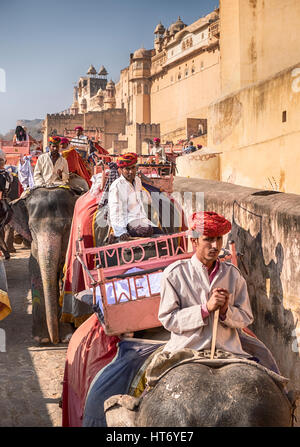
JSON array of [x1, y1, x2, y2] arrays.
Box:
[[62, 148, 92, 187], [82, 335, 164, 427], [62, 313, 120, 427], [0, 259, 11, 320], [60, 190, 103, 327], [62, 312, 162, 427]]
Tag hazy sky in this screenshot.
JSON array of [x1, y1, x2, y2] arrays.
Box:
[[0, 0, 218, 134]]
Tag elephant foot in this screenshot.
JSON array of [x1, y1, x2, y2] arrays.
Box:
[[33, 336, 50, 344], [60, 333, 73, 344]]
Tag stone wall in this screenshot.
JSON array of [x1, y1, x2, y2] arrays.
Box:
[[173, 176, 300, 421], [43, 109, 126, 150], [208, 61, 300, 194]]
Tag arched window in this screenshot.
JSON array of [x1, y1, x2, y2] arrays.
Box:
[[137, 83, 142, 94]]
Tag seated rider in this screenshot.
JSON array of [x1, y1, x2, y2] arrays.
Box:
[[34, 136, 69, 187], [70, 126, 88, 159], [108, 152, 163, 241], [158, 211, 254, 357], [150, 137, 166, 163]]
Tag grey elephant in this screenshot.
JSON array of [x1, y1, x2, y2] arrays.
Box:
[[104, 360, 294, 427], [10, 182, 87, 344]]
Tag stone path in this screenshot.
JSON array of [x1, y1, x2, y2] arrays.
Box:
[[0, 247, 67, 427]]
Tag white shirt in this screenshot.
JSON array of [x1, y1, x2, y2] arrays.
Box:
[[33, 152, 69, 186], [159, 255, 254, 357], [70, 134, 88, 148], [108, 174, 154, 237], [150, 145, 166, 162]]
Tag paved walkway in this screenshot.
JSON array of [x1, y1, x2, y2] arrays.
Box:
[[0, 247, 67, 427]]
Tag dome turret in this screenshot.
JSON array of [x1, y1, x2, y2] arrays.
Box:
[[98, 65, 108, 76], [87, 64, 97, 75]]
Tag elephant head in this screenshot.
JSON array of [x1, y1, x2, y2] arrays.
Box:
[[104, 363, 294, 427], [10, 187, 79, 344]]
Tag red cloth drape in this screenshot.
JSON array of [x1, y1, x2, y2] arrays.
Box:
[[62, 148, 92, 187]]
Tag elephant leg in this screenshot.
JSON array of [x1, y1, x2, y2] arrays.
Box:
[[29, 251, 50, 343], [0, 228, 10, 260], [4, 225, 16, 253]]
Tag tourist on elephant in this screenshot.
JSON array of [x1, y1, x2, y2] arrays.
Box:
[[148, 137, 166, 163], [70, 126, 88, 159], [60, 137, 70, 152], [33, 136, 69, 187], [12, 125, 28, 144], [158, 211, 254, 357], [108, 152, 163, 241]]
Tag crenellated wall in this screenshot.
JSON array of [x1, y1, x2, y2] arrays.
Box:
[[173, 176, 300, 423]]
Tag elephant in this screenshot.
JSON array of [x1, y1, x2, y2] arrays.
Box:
[[104, 360, 294, 427], [10, 180, 88, 344]]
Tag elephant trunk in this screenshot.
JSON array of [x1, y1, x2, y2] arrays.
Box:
[[36, 230, 62, 344]]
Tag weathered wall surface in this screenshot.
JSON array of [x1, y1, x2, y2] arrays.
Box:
[[176, 151, 220, 180], [208, 62, 300, 194], [174, 176, 300, 421], [220, 0, 300, 96]]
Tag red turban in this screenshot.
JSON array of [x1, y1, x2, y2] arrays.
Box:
[[153, 137, 160, 143], [49, 136, 61, 146], [60, 137, 69, 145], [117, 152, 138, 168], [74, 126, 83, 131], [187, 211, 232, 237]]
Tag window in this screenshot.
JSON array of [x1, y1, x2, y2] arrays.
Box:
[[185, 69, 188, 77], [178, 73, 181, 80], [282, 110, 287, 122], [191, 66, 195, 74]]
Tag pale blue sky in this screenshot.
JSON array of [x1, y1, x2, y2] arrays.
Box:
[[0, 0, 218, 134]]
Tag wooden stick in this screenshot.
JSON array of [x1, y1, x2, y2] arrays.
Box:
[[210, 308, 219, 359]]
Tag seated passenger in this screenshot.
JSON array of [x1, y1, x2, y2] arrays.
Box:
[[60, 137, 70, 152], [108, 152, 163, 241], [34, 136, 69, 187], [158, 211, 254, 357], [70, 126, 88, 159]]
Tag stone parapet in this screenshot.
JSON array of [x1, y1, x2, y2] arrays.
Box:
[[173, 176, 300, 422]]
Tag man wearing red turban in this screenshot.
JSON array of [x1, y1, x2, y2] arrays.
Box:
[[158, 211, 254, 357], [34, 136, 69, 186], [149, 137, 166, 163], [70, 126, 88, 159], [108, 152, 163, 240]]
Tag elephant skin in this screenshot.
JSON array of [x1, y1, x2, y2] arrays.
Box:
[[11, 187, 80, 344], [105, 363, 293, 427]]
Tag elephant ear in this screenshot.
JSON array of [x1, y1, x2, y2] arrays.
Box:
[[104, 394, 140, 427], [9, 198, 32, 242]]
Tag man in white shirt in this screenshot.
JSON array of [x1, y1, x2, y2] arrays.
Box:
[[70, 126, 89, 159], [158, 211, 254, 357], [150, 137, 166, 162], [34, 136, 69, 187], [108, 152, 163, 241]]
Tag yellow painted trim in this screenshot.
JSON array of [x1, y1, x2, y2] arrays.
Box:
[[0, 290, 11, 321]]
